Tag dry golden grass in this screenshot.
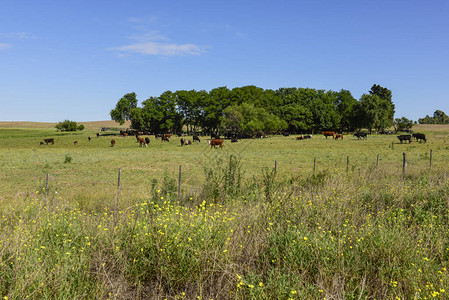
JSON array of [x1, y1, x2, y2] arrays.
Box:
[[413, 124, 449, 133], [0, 120, 131, 130]]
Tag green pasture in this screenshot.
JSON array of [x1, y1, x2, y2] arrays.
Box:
[[1, 126, 449, 299], [0, 127, 448, 203]]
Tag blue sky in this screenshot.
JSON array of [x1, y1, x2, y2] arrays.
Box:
[[1, 0, 448, 122]]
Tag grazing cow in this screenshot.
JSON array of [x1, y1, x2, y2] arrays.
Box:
[[353, 132, 367, 140], [44, 138, 55, 145], [40, 142, 44, 145], [88, 136, 91, 141], [193, 135, 200, 142], [231, 138, 238, 142], [304, 134, 312, 139], [123, 132, 128, 137], [335, 134, 344, 140], [73, 141, 78, 145], [162, 136, 170, 142], [145, 137, 150, 144], [322, 131, 335, 139], [412, 133, 427, 142], [397, 135, 412, 144], [111, 139, 116, 147], [282, 132, 290, 137], [96, 133, 100, 137], [180, 138, 185, 146], [209, 139, 224, 148], [296, 135, 304, 140], [137, 137, 147, 147]]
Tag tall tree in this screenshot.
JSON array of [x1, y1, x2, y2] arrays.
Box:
[[335, 89, 357, 131], [358, 93, 394, 133], [369, 84, 395, 124], [110, 92, 138, 125]]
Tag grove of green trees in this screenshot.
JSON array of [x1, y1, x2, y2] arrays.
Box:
[[418, 110, 449, 124], [110, 84, 395, 136]]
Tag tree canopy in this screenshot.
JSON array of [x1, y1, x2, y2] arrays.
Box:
[[111, 84, 396, 135], [418, 110, 449, 124], [55, 120, 84, 131]]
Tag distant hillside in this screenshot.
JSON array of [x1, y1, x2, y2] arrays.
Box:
[[0, 120, 131, 130]]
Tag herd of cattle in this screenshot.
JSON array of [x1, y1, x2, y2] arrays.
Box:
[[39, 130, 427, 148]]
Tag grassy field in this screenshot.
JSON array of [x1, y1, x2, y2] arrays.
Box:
[[1, 124, 449, 299]]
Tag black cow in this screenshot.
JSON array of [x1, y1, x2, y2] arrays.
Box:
[[397, 135, 412, 144], [145, 137, 150, 144], [193, 135, 200, 142], [412, 133, 426, 142], [44, 138, 55, 145], [353, 132, 367, 140]]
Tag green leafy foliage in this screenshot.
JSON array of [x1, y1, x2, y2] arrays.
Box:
[[111, 84, 395, 134], [55, 120, 84, 131], [419, 110, 449, 124]]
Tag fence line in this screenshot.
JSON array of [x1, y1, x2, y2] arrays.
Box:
[[39, 150, 438, 201]]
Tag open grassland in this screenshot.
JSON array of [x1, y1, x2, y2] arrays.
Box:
[[0, 120, 130, 130], [1, 125, 449, 299]]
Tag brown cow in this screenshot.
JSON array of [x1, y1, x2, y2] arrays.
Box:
[[296, 135, 304, 140], [111, 139, 116, 147], [123, 132, 128, 137], [322, 131, 335, 139], [209, 139, 224, 148], [88, 136, 91, 141], [73, 141, 78, 145], [162, 135, 170, 142], [137, 137, 147, 147], [335, 134, 343, 140]]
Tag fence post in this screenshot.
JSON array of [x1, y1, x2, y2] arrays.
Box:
[[376, 154, 379, 168], [402, 153, 407, 176], [46, 173, 49, 190], [178, 165, 182, 200], [346, 156, 349, 172], [116, 168, 121, 210], [313, 158, 316, 173], [430, 149, 433, 170], [274, 160, 277, 174]]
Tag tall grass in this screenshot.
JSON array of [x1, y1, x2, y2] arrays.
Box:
[[1, 156, 449, 299]]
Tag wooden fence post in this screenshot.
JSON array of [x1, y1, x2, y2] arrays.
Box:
[[313, 158, 316, 173], [45, 173, 49, 190], [274, 160, 277, 174], [376, 154, 379, 168], [346, 156, 349, 172], [116, 168, 121, 209], [178, 165, 182, 200], [402, 153, 407, 176], [430, 149, 433, 170]]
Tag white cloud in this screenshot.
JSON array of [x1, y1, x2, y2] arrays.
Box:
[[110, 29, 206, 56], [0, 32, 34, 39], [0, 43, 12, 49], [110, 42, 205, 56], [129, 30, 169, 43]]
